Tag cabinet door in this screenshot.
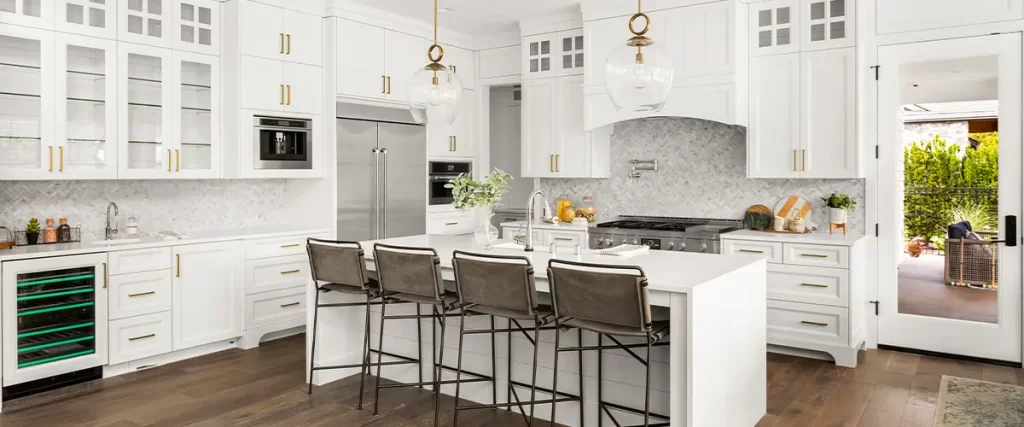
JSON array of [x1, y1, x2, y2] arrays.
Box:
[[748, 53, 800, 178], [175, 51, 219, 178], [56, 0, 116, 39], [284, 62, 322, 115], [240, 0, 284, 61], [119, 0, 174, 47], [522, 33, 556, 80], [175, 0, 219, 55], [336, 18, 385, 100], [521, 79, 557, 177], [554, 29, 585, 77], [662, 1, 736, 81], [0, 25, 55, 180], [0, 0, 52, 29], [172, 241, 242, 351], [449, 89, 474, 158], [877, 0, 1022, 35], [800, 48, 856, 178], [749, 0, 800, 56], [384, 29, 429, 103], [284, 10, 322, 66], [554, 76, 588, 177], [801, 0, 854, 50], [583, 18, 626, 89], [444, 45, 475, 90], [55, 33, 117, 179], [239, 55, 284, 112], [118, 42, 176, 179]]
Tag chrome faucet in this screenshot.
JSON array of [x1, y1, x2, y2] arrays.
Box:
[[105, 202, 119, 240], [524, 190, 552, 252]]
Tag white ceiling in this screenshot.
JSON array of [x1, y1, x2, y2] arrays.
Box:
[[348, 0, 581, 36]]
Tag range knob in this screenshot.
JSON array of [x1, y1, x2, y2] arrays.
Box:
[[620, 238, 629, 245], [700, 241, 708, 252], [665, 242, 675, 250], [603, 238, 614, 246], [678, 242, 687, 251], [630, 238, 639, 245]]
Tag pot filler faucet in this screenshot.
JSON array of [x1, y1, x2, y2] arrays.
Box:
[[524, 190, 552, 252], [105, 202, 119, 240]]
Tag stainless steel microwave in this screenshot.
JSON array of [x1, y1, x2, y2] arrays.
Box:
[[253, 116, 313, 170], [429, 161, 472, 205]]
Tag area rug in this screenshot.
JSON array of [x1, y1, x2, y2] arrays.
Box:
[[935, 375, 1024, 426]]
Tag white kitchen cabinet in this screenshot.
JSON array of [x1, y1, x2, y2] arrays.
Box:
[[0, 0, 53, 29], [426, 210, 476, 235], [335, 18, 385, 100], [800, 0, 854, 50], [175, 0, 219, 55], [582, 17, 623, 89], [800, 48, 856, 178], [522, 78, 557, 177], [284, 62, 323, 115], [384, 29, 429, 104], [427, 88, 474, 158], [109, 311, 173, 365], [523, 29, 584, 81], [240, 0, 322, 66], [174, 51, 219, 178], [55, 33, 118, 179], [661, 1, 736, 80], [245, 287, 306, 330], [108, 269, 173, 320], [172, 240, 242, 351], [118, 43, 175, 178], [239, 57, 320, 115], [523, 76, 610, 178], [56, 0, 117, 39], [876, 0, 1022, 35], [554, 76, 590, 177], [0, 25, 55, 180], [444, 44, 476, 90], [119, 0, 174, 47], [749, 0, 800, 56], [478, 45, 520, 80], [748, 53, 800, 178]]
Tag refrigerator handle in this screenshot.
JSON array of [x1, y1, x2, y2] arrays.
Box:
[[372, 147, 380, 240], [381, 148, 388, 239]]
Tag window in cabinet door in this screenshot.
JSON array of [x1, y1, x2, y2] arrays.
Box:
[[0, 0, 51, 29], [0, 33, 47, 175], [124, 0, 167, 44], [63, 44, 112, 174], [177, 0, 216, 54], [125, 53, 165, 172], [179, 59, 212, 172], [560, 34, 584, 74], [527, 38, 552, 76], [752, 3, 798, 55], [59, 0, 114, 38]]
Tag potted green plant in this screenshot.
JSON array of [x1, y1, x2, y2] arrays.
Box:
[[24, 218, 41, 245], [445, 169, 512, 249], [821, 192, 856, 225]]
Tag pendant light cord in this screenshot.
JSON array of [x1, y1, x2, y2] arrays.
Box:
[[433, 0, 438, 44]]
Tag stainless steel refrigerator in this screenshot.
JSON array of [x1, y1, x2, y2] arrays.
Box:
[[337, 114, 426, 241]]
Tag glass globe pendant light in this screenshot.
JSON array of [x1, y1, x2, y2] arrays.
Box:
[[604, 0, 674, 112], [408, 0, 463, 125]]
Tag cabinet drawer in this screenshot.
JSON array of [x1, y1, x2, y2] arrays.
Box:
[[768, 264, 848, 307], [722, 240, 782, 263], [767, 300, 848, 346], [245, 235, 309, 260], [546, 231, 583, 246], [246, 287, 307, 329], [108, 247, 173, 275], [783, 244, 849, 268], [109, 312, 173, 365], [426, 212, 475, 235], [109, 270, 173, 320], [246, 254, 310, 295]]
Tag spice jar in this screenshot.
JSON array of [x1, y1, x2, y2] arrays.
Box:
[[43, 218, 57, 243], [57, 218, 72, 243], [560, 205, 577, 223], [555, 194, 574, 221], [576, 195, 597, 223]]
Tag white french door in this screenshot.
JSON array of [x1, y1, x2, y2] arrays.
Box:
[[877, 33, 1023, 363]]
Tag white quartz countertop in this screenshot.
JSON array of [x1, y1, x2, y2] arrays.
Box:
[[360, 234, 763, 294], [0, 225, 330, 262], [498, 220, 593, 232], [722, 229, 868, 246]]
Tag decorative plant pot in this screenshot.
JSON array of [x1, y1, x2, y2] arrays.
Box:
[[829, 208, 848, 224], [25, 232, 39, 245], [474, 206, 499, 250]]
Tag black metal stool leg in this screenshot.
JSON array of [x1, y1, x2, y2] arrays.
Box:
[[490, 315, 497, 406], [453, 309, 468, 426], [528, 319, 541, 426], [417, 304, 425, 390], [372, 298, 387, 415], [307, 290, 321, 395], [507, 317, 513, 411], [551, 319, 561, 426], [644, 333, 653, 427], [578, 328, 584, 427], [433, 306, 448, 427], [357, 293, 372, 409], [598, 333, 604, 427]]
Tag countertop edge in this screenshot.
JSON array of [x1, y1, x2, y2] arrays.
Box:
[[721, 229, 868, 247]]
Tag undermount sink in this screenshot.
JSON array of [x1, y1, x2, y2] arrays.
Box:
[[92, 238, 142, 246]]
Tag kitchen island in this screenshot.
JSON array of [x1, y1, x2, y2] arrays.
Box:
[[306, 234, 767, 427]]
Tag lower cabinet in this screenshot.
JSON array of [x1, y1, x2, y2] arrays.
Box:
[[172, 241, 243, 351], [109, 312, 174, 365], [500, 225, 588, 248], [245, 287, 306, 330], [427, 210, 476, 235]]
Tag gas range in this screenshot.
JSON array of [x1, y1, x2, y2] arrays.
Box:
[[589, 216, 743, 254]]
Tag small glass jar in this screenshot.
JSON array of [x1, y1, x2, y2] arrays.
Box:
[[576, 195, 597, 223], [57, 218, 72, 243], [555, 194, 574, 221], [43, 218, 57, 243], [126, 216, 139, 236]]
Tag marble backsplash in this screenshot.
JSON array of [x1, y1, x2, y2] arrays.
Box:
[[540, 118, 867, 233], [0, 180, 294, 241]]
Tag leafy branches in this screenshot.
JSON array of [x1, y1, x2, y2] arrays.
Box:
[[445, 169, 513, 210]]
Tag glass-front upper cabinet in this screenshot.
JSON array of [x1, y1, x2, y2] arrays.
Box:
[[56, 0, 117, 39], [118, 43, 174, 179], [800, 0, 855, 50], [55, 33, 117, 179], [175, 52, 218, 178], [0, 0, 53, 30], [0, 25, 54, 180], [175, 0, 219, 55], [119, 0, 173, 47]]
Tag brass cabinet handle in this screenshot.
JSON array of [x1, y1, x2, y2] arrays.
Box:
[[801, 253, 829, 258], [176, 253, 181, 277], [167, 149, 172, 172], [286, 34, 291, 54], [48, 146, 53, 172], [444, 222, 459, 226], [793, 150, 797, 171], [103, 262, 108, 289], [802, 149, 807, 172], [800, 283, 829, 288], [129, 333, 156, 341], [555, 154, 560, 172], [801, 320, 829, 327], [280, 243, 300, 248], [280, 84, 284, 105], [739, 249, 764, 254], [553, 237, 573, 242], [382, 75, 386, 94], [448, 136, 453, 151], [280, 269, 300, 275], [550, 154, 554, 172], [386, 76, 391, 94], [453, 136, 456, 151], [286, 85, 291, 105], [129, 291, 156, 297], [59, 146, 64, 172], [280, 302, 300, 308], [279, 33, 284, 53], [175, 149, 180, 172]]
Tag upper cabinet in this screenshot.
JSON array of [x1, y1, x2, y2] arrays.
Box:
[[119, 0, 173, 47], [443, 44, 475, 90], [175, 0, 220, 55], [0, 0, 53, 30], [57, 0, 117, 39], [427, 88, 475, 158], [876, 0, 1022, 35], [334, 18, 434, 105], [479, 45, 520, 80], [0, 25, 55, 180], [523, 29, 584, 80], [749, 0, 800, 55], [750, 0, 854, 55], [238, 55, 322, 115], [56, 32, 119, 179], [240, 0, 322, 66], [523, 76, 610, 178]]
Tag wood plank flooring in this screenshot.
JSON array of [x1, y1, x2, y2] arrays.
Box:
[[1, 334, 1022, 426]]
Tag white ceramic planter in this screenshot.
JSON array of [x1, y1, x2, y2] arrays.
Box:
[[829, 208, 848, 224]]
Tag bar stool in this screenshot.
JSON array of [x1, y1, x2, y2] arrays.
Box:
[[305, 239, 423, 409], [547, 259, 672, 427], [450, 250, 582, 427], [372, 244, 493, 427]]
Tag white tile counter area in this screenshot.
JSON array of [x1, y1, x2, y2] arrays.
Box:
[[306, 234, 768, 427]]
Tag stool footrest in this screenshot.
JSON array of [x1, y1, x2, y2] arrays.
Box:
[[601, 401, 671, 425]]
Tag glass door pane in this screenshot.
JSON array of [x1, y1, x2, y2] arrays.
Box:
[[0, 32, 45, 174], [64, 44, 109, 173], [125, 52, 165, 172], [179, 59, 211, 172]]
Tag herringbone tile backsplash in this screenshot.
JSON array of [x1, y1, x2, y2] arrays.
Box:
[[540, 118, 867, 233], [0, 180, 293, 241]]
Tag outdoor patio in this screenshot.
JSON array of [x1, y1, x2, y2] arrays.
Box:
[[898, 253, 998, 324]]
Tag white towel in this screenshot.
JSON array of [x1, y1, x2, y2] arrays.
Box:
[[597, 245, 650, 257]]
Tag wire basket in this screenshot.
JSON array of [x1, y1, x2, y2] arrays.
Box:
[[14, 226, 81, 246], [945, 238, 998, 289]]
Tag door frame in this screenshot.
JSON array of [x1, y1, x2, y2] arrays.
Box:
[[874, 33, 1024, 363]]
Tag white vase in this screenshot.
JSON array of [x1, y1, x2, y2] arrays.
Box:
[[829, 208, 848, 224]]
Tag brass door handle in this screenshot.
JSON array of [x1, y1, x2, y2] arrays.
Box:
[[281, 243, 300, 248], [453, 136, 456, 151], [801, 253, 829, 258], [286, 85, 291, 105], [167, 149, 172, 172], [793, 150, 797, 171], [555, 155, 560, 172], [48, 146, 53, 172], [59, 146, 64, 172], [280, 302, 300, 308], [739, 249, 764, 254], [103, 262, 108, 289], [286, 34, 291, 54], [279, 33, 284, 54], [129, 291, 156, 297], [280, 270, 300, 275], [802, 149, 807, 172], [176, 253, 181, 277], [553, 237, 573, 242], [280, 84, 284, 105], [175, 149, 180, 172], [800, 283, 829, 288], [386, 76, 391, 94], [129, 333, 156, 341], [801, 321, 829, 327], [382, 75, 386, 94], [444, 222, 459, 226]]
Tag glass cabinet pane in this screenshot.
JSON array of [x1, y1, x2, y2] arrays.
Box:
[[180, 60, 211, 171], [0, 33, 43, 172], [125, 53, 164, 171], [64, 44, 108, 172]]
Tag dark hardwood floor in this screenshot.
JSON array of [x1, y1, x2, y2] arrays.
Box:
[[1, 334, 1022, 426]]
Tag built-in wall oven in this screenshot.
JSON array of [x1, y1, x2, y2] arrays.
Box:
[[429, 161, 472, 205], [253, 116, 313, 170]]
